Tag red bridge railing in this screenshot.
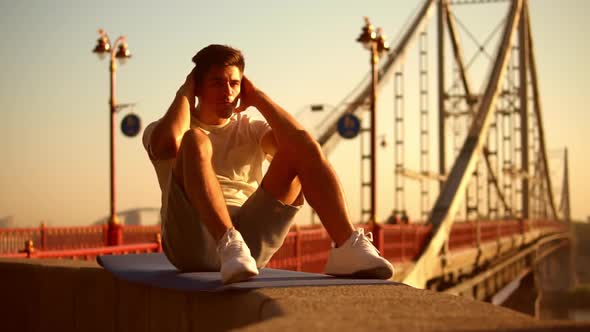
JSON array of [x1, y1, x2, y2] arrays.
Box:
[[0, 223, 162, 254], [1, 219, 567, 273]]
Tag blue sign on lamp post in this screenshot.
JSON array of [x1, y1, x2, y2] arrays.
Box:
[[337, 113, 361, 139], [121, 113, 141, 137]]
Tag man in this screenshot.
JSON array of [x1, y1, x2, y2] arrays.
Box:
[[143, 44, 394, 284]]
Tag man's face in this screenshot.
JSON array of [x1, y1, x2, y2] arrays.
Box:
[[197, 65, 242, 119]]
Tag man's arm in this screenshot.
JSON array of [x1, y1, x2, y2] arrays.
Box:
[[236, 76, 305, 147], [148, 69, 196, 160], [260, 130, 278, 158]]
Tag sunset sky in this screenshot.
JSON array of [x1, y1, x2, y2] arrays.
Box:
[[1, 0, 588, 227]]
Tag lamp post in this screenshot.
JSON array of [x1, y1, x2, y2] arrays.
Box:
[[356, 17, 389, 226], [93, 29, 132, 246]]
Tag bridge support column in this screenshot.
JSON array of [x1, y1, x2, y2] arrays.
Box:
[[501, 273, 538, 316], [107, 222, 123, 246]]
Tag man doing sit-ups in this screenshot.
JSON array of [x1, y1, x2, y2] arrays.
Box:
[[143, 44, 394, 284]]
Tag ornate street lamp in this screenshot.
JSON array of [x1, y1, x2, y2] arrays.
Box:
[[356, 17, 389, 225], [93, 29, 132, 246]]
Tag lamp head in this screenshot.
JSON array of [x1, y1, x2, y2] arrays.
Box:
[[376, 27, 390, 55], [93, 33, 111, 59], [115, 42, 131, 59], [356, 16, 376, 49]]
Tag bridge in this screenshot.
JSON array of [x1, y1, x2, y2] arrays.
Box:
[[297, 0, 573, 296], [0, 0, 581, 330]]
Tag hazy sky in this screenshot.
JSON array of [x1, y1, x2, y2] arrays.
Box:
[[1, 0, 589, 227]]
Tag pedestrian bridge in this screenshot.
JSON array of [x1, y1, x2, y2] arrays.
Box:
[[0, 0, 580, 329]]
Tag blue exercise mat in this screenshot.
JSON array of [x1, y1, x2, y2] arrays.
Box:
[[97, 253, 395, 292]]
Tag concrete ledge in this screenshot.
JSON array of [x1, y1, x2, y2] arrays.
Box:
[[0, 258, 587, 332]]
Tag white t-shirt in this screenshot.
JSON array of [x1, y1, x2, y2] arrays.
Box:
[[142, 112, 271, 221]]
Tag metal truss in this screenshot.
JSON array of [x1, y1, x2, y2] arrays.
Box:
[[405, 0, 525, 288], [296, 0, 563, 288]]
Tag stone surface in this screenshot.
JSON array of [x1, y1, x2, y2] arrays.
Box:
[[0, 258, 587, 332]]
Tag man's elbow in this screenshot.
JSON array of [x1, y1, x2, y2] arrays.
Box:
[[149, 135, 180, 160]]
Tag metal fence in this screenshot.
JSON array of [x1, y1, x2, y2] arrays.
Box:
[[1, 220, 566, 273], [0, 223, 161, 254]]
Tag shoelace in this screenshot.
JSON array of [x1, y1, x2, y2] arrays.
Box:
[[351, 229, 381, 255], [217, 231, 244, 257]]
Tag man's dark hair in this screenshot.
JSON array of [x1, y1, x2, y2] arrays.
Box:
[[191, 44, 245, 90]]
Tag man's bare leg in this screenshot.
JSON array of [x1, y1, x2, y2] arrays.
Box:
[[263, 132, 393, 278], [173, 128, 259, 283], [237, 77, 354, 246], [262, 131, 355, 247], [173, 128, 233, 241]]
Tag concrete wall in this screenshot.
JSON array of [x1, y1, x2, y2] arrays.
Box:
[[1, 257, 587, 331], [0, 258, 281, 332]]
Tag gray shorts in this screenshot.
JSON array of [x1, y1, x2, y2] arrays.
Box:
[[161, 175, 301, 272]]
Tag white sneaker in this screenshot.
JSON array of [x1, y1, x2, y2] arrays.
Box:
[[324, 228, 394, 279], [217, 228, 259, 284]]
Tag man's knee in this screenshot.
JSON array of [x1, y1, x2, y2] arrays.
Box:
[[179, 128, 212, 161], [280, 130, 324, 162]]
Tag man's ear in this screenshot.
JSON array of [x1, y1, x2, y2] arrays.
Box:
[[192, 66, 201, 97], [194, 81, 201, 97]]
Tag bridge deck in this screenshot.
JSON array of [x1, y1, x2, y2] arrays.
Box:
[[1, 258, 587, 331]]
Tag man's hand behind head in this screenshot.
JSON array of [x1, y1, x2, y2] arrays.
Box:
[[235, 75, 260, 114], [181, 67, 198, 98]]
